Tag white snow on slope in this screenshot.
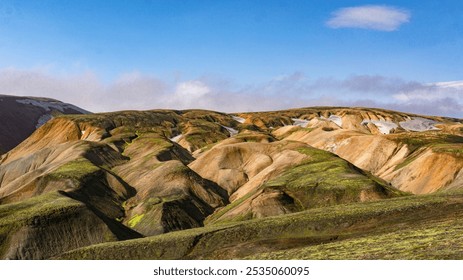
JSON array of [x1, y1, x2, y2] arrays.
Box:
[[232, 116, 245, 123], [35, 114, 52, 129], [399, 117, 440, 132], [170, 134, 183, 143], [221, 125, 238, 137], [16, 98, 89, 114], [361, 120, 398, 134], [291, 118, 309, 128], [321, 115, 343, 127]]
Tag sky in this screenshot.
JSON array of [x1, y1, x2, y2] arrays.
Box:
[[0, 0, 463, 117]]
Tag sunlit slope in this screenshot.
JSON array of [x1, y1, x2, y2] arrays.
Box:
[[1, 106, 462, 259]]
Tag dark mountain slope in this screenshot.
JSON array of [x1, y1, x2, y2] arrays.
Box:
[[0, 95, 89, 154]]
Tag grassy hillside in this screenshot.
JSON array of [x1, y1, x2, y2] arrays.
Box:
[[57, 191, 463, 260]]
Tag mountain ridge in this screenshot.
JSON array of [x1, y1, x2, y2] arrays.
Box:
[[0, 102, 462, 259], [0, 94, 89, 154]]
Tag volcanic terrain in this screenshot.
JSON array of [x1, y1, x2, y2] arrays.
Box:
[[1, 100, 462, 259]]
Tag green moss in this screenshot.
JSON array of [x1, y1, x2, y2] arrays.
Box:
[[0, 192, 84, 256], [46, 159, 100, 183], [182, 119, 230, 150], [248, 214, 463, 260], [431, 143, 463, 157], [57, 191, 463, 260], [128, 214, 145, 228], [198, 142, 220, 153], [390, 132, 463, 152], [263, 146, 399, 209], [205, 189, 260, 224], [0, 192, 82, 227], [147, 197, 163, 205]]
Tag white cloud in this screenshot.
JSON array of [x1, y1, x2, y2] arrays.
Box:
[[327, 5, 410, 31], [174, 80, 210, 99], [0, 68, 462, 117], [391, 80, 463, 107], [170, 80, 212, 109], [103, 72, 167, 111]]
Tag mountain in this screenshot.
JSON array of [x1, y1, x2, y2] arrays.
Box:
[[0, 106, 462, 259], [0, 95, 89, 154]]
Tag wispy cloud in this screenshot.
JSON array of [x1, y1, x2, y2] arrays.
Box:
[[0, 68, 462, 117], [327, 5, 410, 31]]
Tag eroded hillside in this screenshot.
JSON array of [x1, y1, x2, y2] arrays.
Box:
[[0, 106, 462, 259]]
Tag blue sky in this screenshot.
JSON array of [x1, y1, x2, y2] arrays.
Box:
[[1, 0, 463, 116]]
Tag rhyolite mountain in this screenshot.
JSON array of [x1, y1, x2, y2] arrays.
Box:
[[1, 103, 463, 259], [0, 95, 89, 154]]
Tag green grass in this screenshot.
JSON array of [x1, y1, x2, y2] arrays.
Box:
[[183, 119, 231, 150], [431, 143, 463, 157], [57, 190, 463, 260], [248, 214, 463, 259], [0, 192, 84, 257], [39, 158, 103, 193], [46, 159, 100, 182], [390, 132, 463, 152], [0, 193, 81, 228]]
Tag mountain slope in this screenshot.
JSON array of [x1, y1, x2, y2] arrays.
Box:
[[56, 191, 463, 260], [0, 95, 89, 154], [0, 106, 462, 259]]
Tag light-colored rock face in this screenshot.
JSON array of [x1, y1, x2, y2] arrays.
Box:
[[282, 126, 462, 194], [384, 150, 463, 194], [189, 141, 308, 197], [243, 107, 461, 195]]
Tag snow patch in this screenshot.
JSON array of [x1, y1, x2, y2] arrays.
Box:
[[320, 115, 343, 127], [16, 98, 89, 114], [170, 134, 183, 143], [35, 114, 52, 129], [291, 118, 309, 128], [361, 120, 398, 135], [326, 142, 338, 153], [232, 116, 245, 123], [221, 125, 238, 137], [399, 117, 440, 132]]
